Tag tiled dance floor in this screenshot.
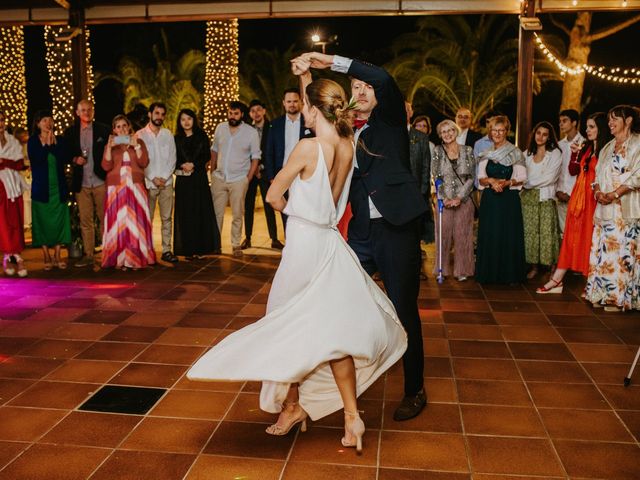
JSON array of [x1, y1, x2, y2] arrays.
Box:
[[0, 248, 639, 479]]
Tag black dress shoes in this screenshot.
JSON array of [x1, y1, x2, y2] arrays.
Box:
[[271, 240, 284, 250], [393, 389, 427, 421], [161, 252, 178, 263], [240, 238, 251, 249]]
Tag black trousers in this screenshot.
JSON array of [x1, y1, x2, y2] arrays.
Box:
[[244, 174, 278, 241], [348, 217, 424, 396]]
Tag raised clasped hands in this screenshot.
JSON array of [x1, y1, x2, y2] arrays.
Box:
[[291, 57, 311, 76]]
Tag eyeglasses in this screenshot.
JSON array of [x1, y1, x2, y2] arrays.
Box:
[[491, 129, 507, 134]]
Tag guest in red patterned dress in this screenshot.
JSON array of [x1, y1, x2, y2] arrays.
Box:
[[537, 112, 611, 294], [101, 115, 155, 270], [0, 111, 29, 277]]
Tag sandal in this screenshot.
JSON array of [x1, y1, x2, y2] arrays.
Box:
[[341, 410, 365, 454], [3, 255, 15, 276], [265, 401, 308, 436], [536, 278, 563, 294]]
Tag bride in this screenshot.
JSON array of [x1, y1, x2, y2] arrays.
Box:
[[187, 59, 407, 453]]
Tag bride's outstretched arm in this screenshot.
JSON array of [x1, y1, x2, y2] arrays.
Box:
[[266, 139, 317, 212]]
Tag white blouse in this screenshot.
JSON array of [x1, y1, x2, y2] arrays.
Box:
[[524, 148, 563, 201]]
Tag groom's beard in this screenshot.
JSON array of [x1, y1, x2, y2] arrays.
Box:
[[228, 118, 241, 127]]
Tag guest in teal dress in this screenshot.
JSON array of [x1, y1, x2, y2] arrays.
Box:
[[475, 116, 527, 284], [28, 110, 71, 270]]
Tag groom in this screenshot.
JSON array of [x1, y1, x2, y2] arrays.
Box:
[[300, 52, 428, 421]]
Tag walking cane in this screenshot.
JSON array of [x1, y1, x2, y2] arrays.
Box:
[[435, 178, 444, 284], [624, 346, 640, 387]]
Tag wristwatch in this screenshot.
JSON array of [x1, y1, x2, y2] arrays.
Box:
[[614, 191, 620, 199]]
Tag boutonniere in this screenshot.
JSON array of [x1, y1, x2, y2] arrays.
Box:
[[304, 129, 311, 135], [97, 137, 104, 143]]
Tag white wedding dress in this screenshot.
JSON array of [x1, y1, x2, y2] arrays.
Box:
[[187, 141, 407, 420]]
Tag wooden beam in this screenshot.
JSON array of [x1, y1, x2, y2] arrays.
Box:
[[516, 0, 536, 151]]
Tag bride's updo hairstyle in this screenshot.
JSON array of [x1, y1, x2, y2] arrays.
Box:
[[305, 79, 354, 139]]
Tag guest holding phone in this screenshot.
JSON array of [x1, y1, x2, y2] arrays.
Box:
[[28, 110, 72, 270], [101, 115, 155, 270]]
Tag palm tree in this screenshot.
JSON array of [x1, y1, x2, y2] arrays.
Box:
[[95, 30, 204, 132], [238, 45, 300, 119], [385, 15, 552, 129]]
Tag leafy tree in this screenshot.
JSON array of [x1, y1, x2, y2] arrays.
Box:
[[95, 30, 204, 132], [385, 15, 552, 129], [238, 45, 301, 118], [547, 12, 640, 110]]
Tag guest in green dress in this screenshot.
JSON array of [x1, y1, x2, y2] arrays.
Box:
[[27, 111, 71, 270], [475, 116, 527, 284]]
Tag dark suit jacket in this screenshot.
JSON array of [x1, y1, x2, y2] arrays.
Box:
[[63, 121, 111, 193], [27, 135, 71, 203], [264, 115, 310, 180], [463, 129, 483, 149], [347, 60, 428, 239], [408, 127, 431, 196]]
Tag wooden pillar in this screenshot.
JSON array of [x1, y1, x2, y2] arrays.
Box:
[[69, 3, 89, 106], [516, 0, 536, 150]]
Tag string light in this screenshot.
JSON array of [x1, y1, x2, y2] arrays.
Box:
[[203, 19, 239, 137], [44, 26, 95, 133], [0, 27, 28, 130], [534, 34, 639, 85]]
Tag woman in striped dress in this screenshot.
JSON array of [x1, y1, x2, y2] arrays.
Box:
[[101, 115, 155, 270]]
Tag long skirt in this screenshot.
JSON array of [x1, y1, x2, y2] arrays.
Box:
[[584, 204, 640, 310], [521, 189, 560, 266], [101, 165, 156, 269], [0, 183, 25, 253], [475, 189, 526, 284], [433, 199, 475, 277]]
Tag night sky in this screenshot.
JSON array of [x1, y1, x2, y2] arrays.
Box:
[[23, 12, 639, 133]]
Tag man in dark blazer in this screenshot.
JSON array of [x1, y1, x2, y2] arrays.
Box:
[[455, 107, 482, 148], [406, 102, 433, 245], [63, 100, 111, 268], [303, 52, 429, 421], [264, 87, 311, 229], [241, 99, 283, 250]]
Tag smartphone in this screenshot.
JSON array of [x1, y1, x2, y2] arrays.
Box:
[[114, 135, 130, 145]]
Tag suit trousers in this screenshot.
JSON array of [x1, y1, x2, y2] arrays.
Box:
[[348, 217, 424, 396], [244, 174, 278, 241], [211, 176, 249, 248], [148, 185, 174, 254], [76, 184, 106, 257]]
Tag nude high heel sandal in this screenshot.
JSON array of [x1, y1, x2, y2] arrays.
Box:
[[265, 401, 308, 436], [341, 410, 365, 454]]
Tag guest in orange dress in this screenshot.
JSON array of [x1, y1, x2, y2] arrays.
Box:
[[537, 112, 612, 293]]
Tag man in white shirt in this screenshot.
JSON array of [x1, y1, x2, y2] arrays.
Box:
[[211, 101, 261, 257], [555, 109, 584, 236], [136, 102, 178, 263]]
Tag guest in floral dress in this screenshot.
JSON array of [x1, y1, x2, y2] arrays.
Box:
[[537, 112, 612, 294], [584, 105, 640, 312]]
